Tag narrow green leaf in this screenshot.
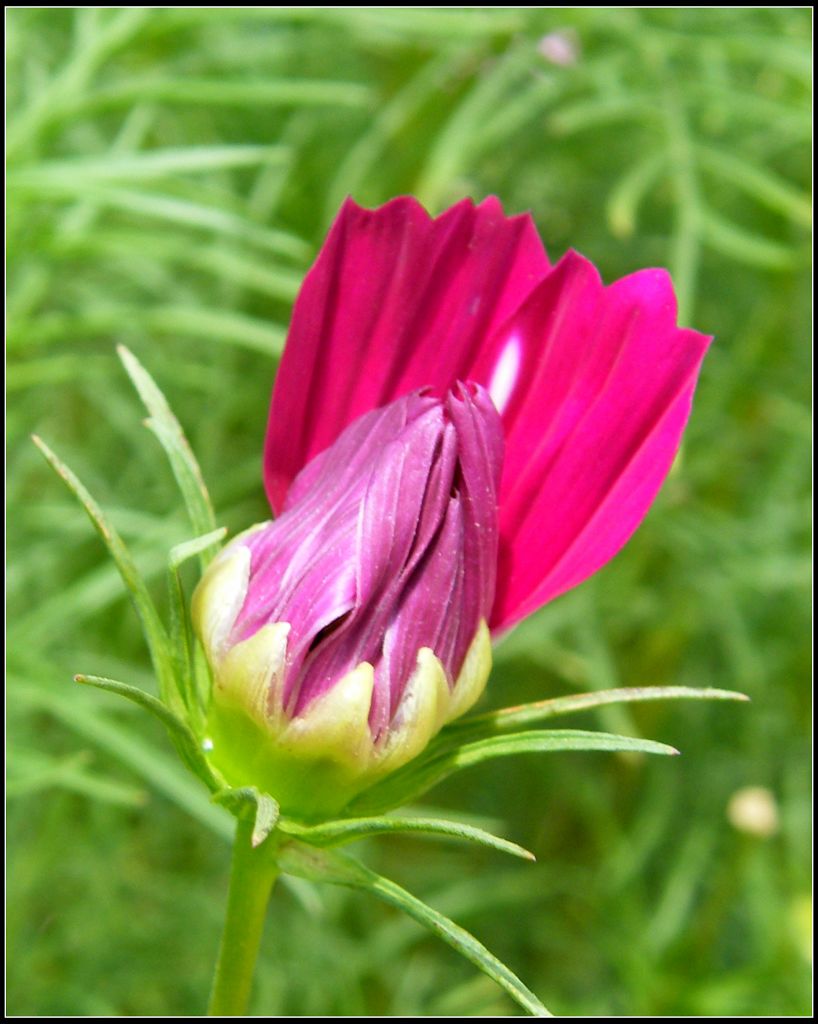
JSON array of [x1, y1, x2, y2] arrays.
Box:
[[167, 530, 226, 726], [14, 538, 170, 644], [351, 730, 679, 816], [117, 345, 217, 565], [13, 183, 310, 261], [158, 6, 522, 36], [700, 207, 798, 269], [9, 305, 288, 354], [9, 145, 287, 187], [13, 679, 233, 840], [326, 47, 474, 219], [683, 82, 809, 139], [279, 815, 535, 861], [48, 229, 303, 301], [474, 75, 558, 155], [278, 842, 551, 1017], [327, 7, 523, 38], [443, 686, 750, 745], [550, 94, 659, 134], [606, 151, 668, 238], [32, 435, 177, 706], [7, 749, 145, 807], [416, 43, 533, 210], [74, 674, 220, 793], [214, 786, 280, 848], [169, 529, 227, 571], [144, 307, 286, 356], [87, 77, 372, 111], [8, 353, 112, 391], [696, 144, 811, 226], [6, 7, 150, 158]]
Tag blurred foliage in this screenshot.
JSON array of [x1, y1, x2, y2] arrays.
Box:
[[7, 7, 811, 1017]]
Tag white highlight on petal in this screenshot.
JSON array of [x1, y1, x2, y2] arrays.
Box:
[[191, 544, 251, 664], [488, 333, 522, 414]]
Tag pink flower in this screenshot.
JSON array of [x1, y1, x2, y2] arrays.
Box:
[[265, 196, 711, 631], [194, 196, 710, 816]]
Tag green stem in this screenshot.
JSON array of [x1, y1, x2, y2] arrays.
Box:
[[208, 816, 280, 1016]]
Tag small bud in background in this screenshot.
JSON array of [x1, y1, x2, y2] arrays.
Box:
[[537, 30, 580, 67], [726, 785, 780, 838]]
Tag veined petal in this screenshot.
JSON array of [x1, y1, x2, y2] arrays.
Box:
[[480, 252, 712, 632], [264, 195, 550, 512]]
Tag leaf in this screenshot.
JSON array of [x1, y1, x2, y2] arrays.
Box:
[[278, 842, 552, 1017], [696, 143, 811, 226], [550, 94, 659, 134], [169, 529, 227, 572], [117, 345, 218, 566], [144, 306, 287, 356], [415, 43, 535, 210], [14, 182, 310, 260], [167, 529, 227, 723], [214, 786, 280, 848], [9, 144, 288, 186], [606, 151, 668, 238], [279, 814, 535, 861], [327, 46, 474, 219], [32, 435, 177, 706], [7, 749, 145, 807], [350, 730, 679, 816], [7, 7, 150, 158], [13, 678, 233, 840], [75, 674, 221, 793], [700, 207, 798, 269], [88, 77, 372, 111], [48, 229, 303, 302], [442, 685, 750, 745]]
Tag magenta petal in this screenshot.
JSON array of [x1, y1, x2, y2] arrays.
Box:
[[380, 496, 467, 722], [485, 252, 712, 633], [374, 384, 501, 734], [262, 194, 710, 647], [264, 195, 549, 512]]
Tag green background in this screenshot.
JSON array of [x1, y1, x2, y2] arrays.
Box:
[[7, 8, 811, 1016]]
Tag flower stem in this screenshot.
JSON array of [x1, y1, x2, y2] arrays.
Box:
[[208, 815, 280, 1016]]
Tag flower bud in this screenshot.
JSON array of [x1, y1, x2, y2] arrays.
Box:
[[193, 384, 502, 817]]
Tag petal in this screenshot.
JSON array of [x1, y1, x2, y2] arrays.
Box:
[[264, 195, 550, 512], [445, 383, 503, 653], [376, 384, 502, 734], [482, 252, 712, 633]]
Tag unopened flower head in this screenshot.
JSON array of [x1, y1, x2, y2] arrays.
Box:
[[194, 196, 711, 818], [194, 384, 500, 815]]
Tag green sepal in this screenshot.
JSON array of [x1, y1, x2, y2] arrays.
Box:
[[277, 840, 551, 1017], [349, 728, 679, 816], [214, 786, 280, 848], [278, 814, 535, 861], [167, 528, 227, 727], [439, 685, 750, 747], [33, 436, 177, 709], [74, 673, 221, 793], [170, 529, 228, 569], [117, 344, 219, 569]]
